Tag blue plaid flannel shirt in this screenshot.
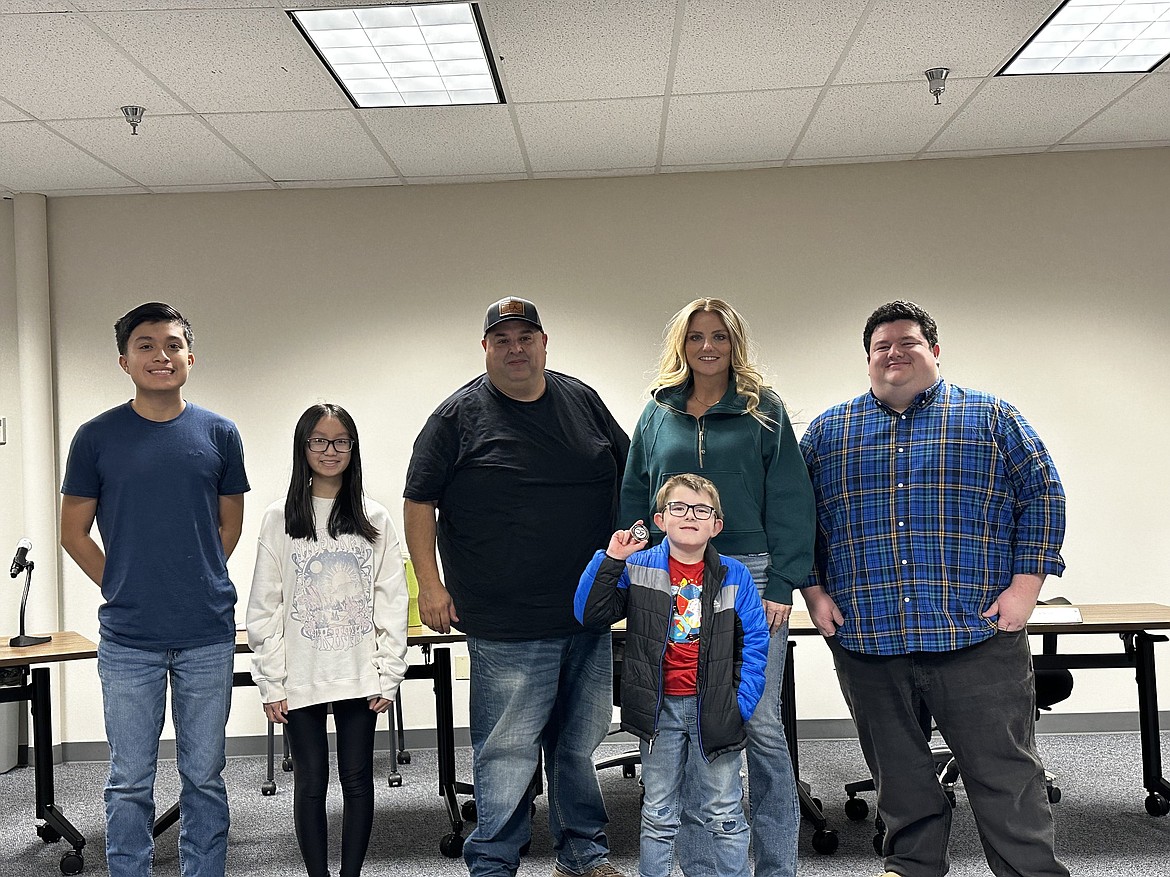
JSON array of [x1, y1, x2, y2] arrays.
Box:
[[800, 379, 1065, 655]]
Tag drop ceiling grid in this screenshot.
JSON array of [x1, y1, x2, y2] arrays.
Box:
[[48, 114, 271, 187], [795, 81, 960, 159], [89, 8, 349, 114], [832, 0, 1058, 84], [206, 110, 400, 182], [671, 0, 871, 93], [488, 0, 677, 102], [1063, 74, 1170, 144], [927, 74, 1140, 152], [0, 121, 137, 191], [515, 98, 662, 173], [0, 12, 188, 119], [360, 104, 526, 177], [662, 89, 822, 166]]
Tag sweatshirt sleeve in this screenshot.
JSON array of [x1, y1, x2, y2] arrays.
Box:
[[370, 508, 410, 702], [246, 509, 288, 704], [761, 401, 817, 604]]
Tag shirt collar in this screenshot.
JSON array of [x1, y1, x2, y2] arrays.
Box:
[[870, 377, 945, 416]]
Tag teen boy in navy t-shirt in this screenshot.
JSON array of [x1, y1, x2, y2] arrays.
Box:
[[61, 302, 249, 877]]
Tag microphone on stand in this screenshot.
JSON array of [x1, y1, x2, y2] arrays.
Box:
[[9, 538, 31, 577]]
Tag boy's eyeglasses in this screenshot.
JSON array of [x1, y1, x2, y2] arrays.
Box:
[[306, 438, 355, 454], [662, 501, 718, 520]]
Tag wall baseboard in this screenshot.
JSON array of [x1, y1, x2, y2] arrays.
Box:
[[21, 710, 1168, 766]]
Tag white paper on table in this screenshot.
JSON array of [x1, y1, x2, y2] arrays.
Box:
[[1027, 605, 1083, 625]]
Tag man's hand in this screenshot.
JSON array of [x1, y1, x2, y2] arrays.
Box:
[[263, 700, 289, 725], [982, 573, 1045, 631], [418, 581, 459, 634], [802, 586, 845, 637], [762, 599, 792, 634], [605, 523, 648, 561]]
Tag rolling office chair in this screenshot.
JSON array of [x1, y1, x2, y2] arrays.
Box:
[[843, 599, 1075, 852], [594, 637, 643, 779]]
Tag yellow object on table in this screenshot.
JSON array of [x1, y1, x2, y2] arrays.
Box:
[[404, 556, 421, 628]]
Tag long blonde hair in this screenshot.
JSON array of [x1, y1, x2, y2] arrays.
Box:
[[652, 298, 773, 426]]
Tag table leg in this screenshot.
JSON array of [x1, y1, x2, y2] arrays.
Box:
[[30, 668, 87, 867], [1134, 632, 1170, 814], [782, 641, 838, 853]]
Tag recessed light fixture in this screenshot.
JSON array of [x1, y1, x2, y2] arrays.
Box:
[[1000, 0, 1170, 75], [291, 3, 503, 107]]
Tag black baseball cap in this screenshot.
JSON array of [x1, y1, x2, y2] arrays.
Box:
[[483, 297, 543, 335]]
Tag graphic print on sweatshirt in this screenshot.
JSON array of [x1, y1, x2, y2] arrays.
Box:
[[290, 538, 375, 651]]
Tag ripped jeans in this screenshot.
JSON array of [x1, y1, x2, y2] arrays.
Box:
[[638, 694, 749, 877]]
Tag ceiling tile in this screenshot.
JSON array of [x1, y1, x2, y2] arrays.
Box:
[[929, 75, 1138, 151], [794, 81, 961, 159], [789, 153, 916, 166], [41, 186, 149, 197], [207, 110, 397, 181], [663, 88, 819, 165], [149, 181, 276, 194], [0, 98, 29, 123], [0, 12, 187, 119], [488, 0, 674, 101], [517, 98, 661, 172], [0, 2, 70, 10], [1064, 74, 1170, 144], [834, 0, 1056, 84], [362, 104, 525, 176], [75, 0, 270, 8], [49, 115, 268, 187], [673, 0, 869, 93], [276, 178, 402, 190], [0, 121, 135, 191], [532, 167, 653, 179], [402, 173, 529, 185], [90, 8, 349, 113]]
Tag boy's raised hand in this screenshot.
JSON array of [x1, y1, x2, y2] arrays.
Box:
[[606, 521, 649, 561]]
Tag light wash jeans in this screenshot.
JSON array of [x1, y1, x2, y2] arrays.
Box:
[[639, 694, 749, 877], [97, 637, 235, 877], [464, 631, 614, 877], [676, 553, 799, 877]]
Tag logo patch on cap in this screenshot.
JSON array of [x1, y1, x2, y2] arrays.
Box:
[[498, 298, 526, 317]]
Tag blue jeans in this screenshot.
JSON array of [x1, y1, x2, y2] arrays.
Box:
[[676, 554, 798, 877], [465, 631, 614, 877], [97, 638, 235, 877], [639, 695, 749, 877]]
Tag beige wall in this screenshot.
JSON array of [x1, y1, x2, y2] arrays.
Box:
[[0, 199, 24, 638], [8, 146, 1170, 745]]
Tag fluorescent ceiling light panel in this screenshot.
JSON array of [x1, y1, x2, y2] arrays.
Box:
[[291, 3, 502, 107], [1000, 0, 1170, 74]]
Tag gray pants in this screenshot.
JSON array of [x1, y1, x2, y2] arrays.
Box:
[[828, 630, 1069, 877]]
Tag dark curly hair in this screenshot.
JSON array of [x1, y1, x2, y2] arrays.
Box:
[[862, 300, 938, 352]]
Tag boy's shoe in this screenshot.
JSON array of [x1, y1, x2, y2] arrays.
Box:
[[878, 872, 903, 876], [551, 862, 627, 877]]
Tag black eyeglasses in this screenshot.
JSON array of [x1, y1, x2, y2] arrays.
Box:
[[663, 501, 718, 520], [306, 438, 354, 454]]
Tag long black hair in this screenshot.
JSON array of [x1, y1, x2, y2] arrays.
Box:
[[284, 403, 379, 542]]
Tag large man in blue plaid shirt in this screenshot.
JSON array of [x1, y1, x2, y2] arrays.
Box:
[[800, 301, 1068, 877]]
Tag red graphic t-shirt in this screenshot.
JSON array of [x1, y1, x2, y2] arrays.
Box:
[[662, 557, 704, 695]]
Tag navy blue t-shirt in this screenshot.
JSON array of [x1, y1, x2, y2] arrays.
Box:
[[62, 401, 250, 650]]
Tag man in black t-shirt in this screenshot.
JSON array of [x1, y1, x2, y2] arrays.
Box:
[[404, 297, 630, 877]]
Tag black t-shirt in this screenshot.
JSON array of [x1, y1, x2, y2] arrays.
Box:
[[404, 371, 630, 639]]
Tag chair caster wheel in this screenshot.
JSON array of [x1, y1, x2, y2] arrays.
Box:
[[260, 781, 277, 797], [811, 828, 838, 854], [281, 757, 294, 772], [38, 824, 62, 843], [461, 799, 478, 821], [387, 772, 402, 788], [622, 764, 637, 779], [844, 796, 869, 821], [1145, 792, 1170, 817], [439, 832, 464, 858], [60, 851, 84, 875], [397, 751, 412, 765], [1047, 785, 1061, 804], [811, 796, 823, 811]]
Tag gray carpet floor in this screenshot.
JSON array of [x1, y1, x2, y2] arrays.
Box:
[[1, 732, 1167, 876]]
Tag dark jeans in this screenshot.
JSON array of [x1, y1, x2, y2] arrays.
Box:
[[828, 630, 1069, 877], [286, 698, 379, 877]]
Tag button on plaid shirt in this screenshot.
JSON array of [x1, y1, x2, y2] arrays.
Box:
[[800, 379, 1065, 655]]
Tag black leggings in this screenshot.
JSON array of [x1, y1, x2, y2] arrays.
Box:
[[285, 698, 378, 877]]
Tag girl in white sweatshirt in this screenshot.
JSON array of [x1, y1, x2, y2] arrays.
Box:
[[247, 403, 408, 877]]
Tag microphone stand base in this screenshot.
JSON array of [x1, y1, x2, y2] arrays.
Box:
[[9, 634, 52, 648]]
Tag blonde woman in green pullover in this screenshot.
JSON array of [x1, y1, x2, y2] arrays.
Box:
[[619, 298, 815, 877]]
